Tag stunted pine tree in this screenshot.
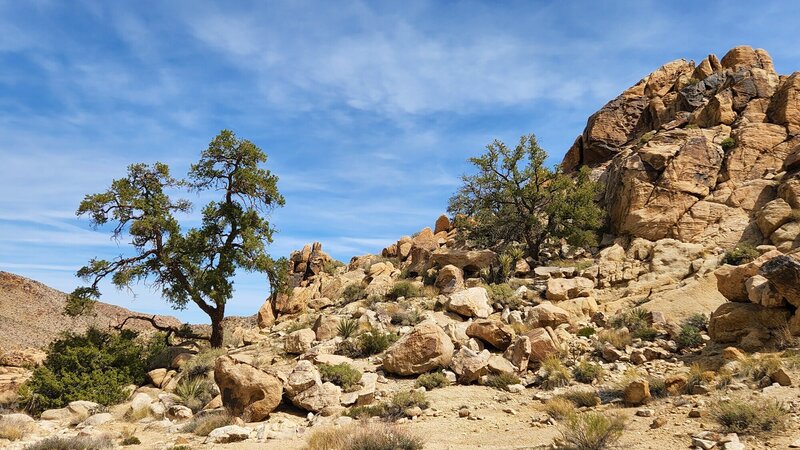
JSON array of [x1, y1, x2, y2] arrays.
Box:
[[448, 134, 603, 261], [68, 130, 285, 347]]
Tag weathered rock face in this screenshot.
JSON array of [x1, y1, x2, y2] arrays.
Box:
[[564, 46, 800, 252], [449, 347, 490, 384], [465, 319, 515, 351], [447, 287, 493, 318], [709, 302, 791, 349], [434, 265, 464, 294], [383, 321, 454, 375], [759, 255, 800, 307], [214, 356, 283, 421]]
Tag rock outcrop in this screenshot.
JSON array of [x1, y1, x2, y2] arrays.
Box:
[[214, 356, 283, 421]]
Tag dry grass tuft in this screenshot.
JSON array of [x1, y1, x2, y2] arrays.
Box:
[[306, 422, 424, 450]]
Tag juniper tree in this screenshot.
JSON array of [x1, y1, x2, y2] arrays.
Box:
[[68, 130, 285, 347], [448, 133, 603, 261]]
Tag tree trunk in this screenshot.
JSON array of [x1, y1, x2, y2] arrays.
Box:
[[209, 309, 225, 348], [524, 231, 541, 263]]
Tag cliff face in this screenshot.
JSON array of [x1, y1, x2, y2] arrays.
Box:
[[564, 46, 800, 252]]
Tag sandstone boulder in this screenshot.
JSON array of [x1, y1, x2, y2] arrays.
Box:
[[760, 255, 800, 307], [525, 302, 571, 328], [382, 321, 454, 376], [767, 72, 800, 135], [285, 328, 316, 354], [503, 336, 531, 373], [465, 319, 515, 351], [214, 356, 282, 421], [434, 265, 464, 294], [545, 277, 593, 301], [745, 275, 786, 308], [429, 249, 497, 274], [714, 250, 782, 302], [434, 214, 452, 234], [524, 328, 560, 362], [624, 379, 651, 406], [447, 287, 493, 318], [449, 348, 490, 384], [757, 198, 793, 237], [708, 302, 792, 349]]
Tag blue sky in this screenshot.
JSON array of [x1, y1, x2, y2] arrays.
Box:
[[2, 0, 800, 323]]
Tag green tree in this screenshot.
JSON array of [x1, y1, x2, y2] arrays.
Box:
[[69, 130, 285, 347], [448, 134, 603, 261]]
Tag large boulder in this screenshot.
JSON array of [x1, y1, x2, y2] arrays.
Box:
[[714, 250, 782, 302], [447, 287, 493, 318], [545, 277, 594, 301], [382, 321, 454, 375], [214, 356, 283, 421], [435, 265, 464, 294], [525, 302, 571, 328], [465, 319, 515, 351], [429, 249, 497, 275], [760, 255, 800, 308], [285, 329, 316, 354], [524, 328, 560, 362], [449, 348, 490, 384], [434, 214, 452, 234], [708, 302, 792, 349], [767, 72, 800, 135]]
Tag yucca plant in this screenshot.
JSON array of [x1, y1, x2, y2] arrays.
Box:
[[337, 318, 359, 339]]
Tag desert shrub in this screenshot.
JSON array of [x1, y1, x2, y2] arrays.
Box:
[[347, 390, 428, 421], [391, 307, 424, 326], [712, 398, 786, 434], [540, 355, 571, 389], [24, 435, 114, 450], [609, 308, 649, 332], [387, 281, 420, 301], [337, 318, 359, 339], [576, 327, 595, 338], [721, 137, 736, 150], [595, 329, 631, 350], [121, 436, 141, 446], [487, 283, 521, 309], [555, 412, 626, 450], [335, 339, 363, 358], [544, 397, 576, 420], [181, 412, 234, 436], [358, 330, 398, 356], [676, 324, 703, 349], [342, 284, 367, 303], [20, 328, 147, 414], [176, 376, 215, 412], [684, 364, 713, 394], [631, 326, 659, 342], [306, 422, 423, 450], [181, 347, 225, 379], [560, 390, 600, 408], [647, 376, 667, 398], [573, 359, 604, 384], [319, 363, 362, 390], [736, 354, 782, 381], [683, 313, 708, 331], [722, 243, 759, 265], [142, 332, 171, 370], [416, 371, 450, 390], [0, 415, 32, 440], [323, 259, 344, 275], [484, 373, 520, 390]]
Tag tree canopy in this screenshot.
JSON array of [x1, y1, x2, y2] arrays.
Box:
[[448, 133, 603, 261], [68, 130, 285, 347]]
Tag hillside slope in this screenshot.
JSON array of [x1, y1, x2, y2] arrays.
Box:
[[0, 271, 182, 350]]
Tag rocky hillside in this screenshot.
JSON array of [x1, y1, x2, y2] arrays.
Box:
[[0, 271, 182, 350], [5, 46, 800, 450]]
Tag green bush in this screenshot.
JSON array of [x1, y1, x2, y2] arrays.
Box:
[[721, 137, 736, 150], [556, 412, 626, 450], [387, 281, 420, 301], [23, 435, 114, 450], [319, 363, 362, 390], [609, 308, 649, 332], [390, 307, 423, 326], [358, 330, 398, 356], [337, 318, 359, 339], [487, 283, 521, 309], [541, 355, 572, 390], [572, 359, 604, 384], [713, 398, 786, 434], [323, 259, 344, 275], [722, 243, 759, 265], [176, 376, 215, 412], [676, 325, 703, 349], [576, 327, 595, 338], [416, 372, 450, 390], [631, 326, 659, 342], [559, 390, 601, 408], [181, 347, 224, 379], [683, 313, 708, 331], [20, 328, 147, 414], [484, 373, 520, 390], [181, 412, 234, 436], [347, 390, 428, 421], [121, 436, 141, 446], [342, 283, 367, 303]]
